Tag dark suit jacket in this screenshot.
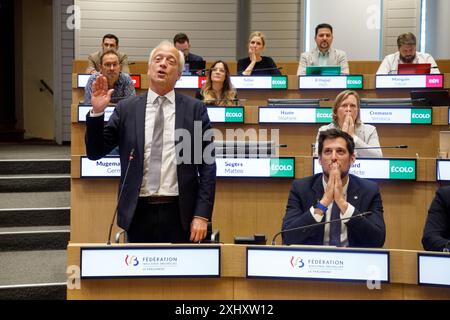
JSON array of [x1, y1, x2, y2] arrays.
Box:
[[85, 93, 216, 231], [282, 173, 385, 247], [186, 53, 204, 62], [422, 186, 450, 251]]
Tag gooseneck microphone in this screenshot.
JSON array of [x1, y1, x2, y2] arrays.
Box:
[[271, 211, 372, 245], [244, 66, 283, 73], [107, 148, 135, 245], [355, 145, 408, 150]]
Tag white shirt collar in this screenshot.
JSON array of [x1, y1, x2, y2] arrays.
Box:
[[147, 89, 176, 105]]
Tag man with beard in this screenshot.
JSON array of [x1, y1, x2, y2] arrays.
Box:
[[281, 129, 386, 247], [297, 23, 349, 75], [377, 32, 440, 74]]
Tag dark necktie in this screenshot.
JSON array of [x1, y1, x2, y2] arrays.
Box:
[[329, 202, 341, 246], [148, 96, 165, 193]]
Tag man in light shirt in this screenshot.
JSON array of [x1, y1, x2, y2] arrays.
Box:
[[297, 23, 349, 75], [376, 32, 440, 74], [85, 41, 216, 243], [281, 129, 385, 247], [86, 34, 130, 74]]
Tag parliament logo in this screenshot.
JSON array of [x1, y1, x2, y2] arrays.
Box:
[[125, 255, 139, 267], [290, 256, 305, 269]]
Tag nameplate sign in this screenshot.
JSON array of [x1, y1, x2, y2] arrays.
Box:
[[77, 74, 141, 89], [175, 76, 207, 89], [81, 246, 221, 279], [418, 253, 450, 287], [375, 74, 444, 89], [313, 158, 417, 180], [80, 156, 121, 178], [436, 160, 450, 181], [216, 158, 295, 178], [78, 105, 115, 122], [247, 247, 389, 283], [298, 75, 363, 89], [130, 74, 141, 89], [259, 107, 332, 124], [230, 76, 288, 89], [360, 107, 432, 124], [174, 76, 288, 89], [77, 74, 91, 88], [207, 106, 244, 123]]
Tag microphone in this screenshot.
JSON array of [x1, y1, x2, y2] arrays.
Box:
[[107, 148, 135, 245], [354, 145, 408, 150], [271, 211, 372, 245], [242, 66, 283, 74], [443, 240, 450, 253]]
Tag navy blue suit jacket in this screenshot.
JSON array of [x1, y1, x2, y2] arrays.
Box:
[[85, 93, 216, 231], [282, 173, 385, 247], [422, 186, 450, 251]]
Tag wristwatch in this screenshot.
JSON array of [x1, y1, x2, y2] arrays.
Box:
[[314, 201, 328, 214]]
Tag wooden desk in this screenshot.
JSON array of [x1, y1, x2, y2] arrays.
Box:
[[66, 243, 450, 300], [72, 59, 450, 75]]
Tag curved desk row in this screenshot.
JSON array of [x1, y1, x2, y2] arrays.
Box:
[[66, 243, 450, 300]]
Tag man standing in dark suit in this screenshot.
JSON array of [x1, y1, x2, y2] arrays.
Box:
[[422, 186, 450, 252], [282, 129, 385, 247], [85, 41, 216, 243]]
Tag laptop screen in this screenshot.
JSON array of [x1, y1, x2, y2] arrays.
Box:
[[398, 63, 431, 74], [183, 60, 206, 75], [306, 65, 341, 76]]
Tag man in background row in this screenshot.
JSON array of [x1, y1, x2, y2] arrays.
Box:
[[422, 186, 450, 252], [84, 50, 135, 104], [297, 23, 349, 75], [86, 34, 130, 74], [173, 33, 204, 75], [376, 32, 440, 74]]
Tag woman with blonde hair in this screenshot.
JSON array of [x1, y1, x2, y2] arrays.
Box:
[[196, 60, 237, 106], [314, 90, 382, 158], [237, 31, 281, 76]]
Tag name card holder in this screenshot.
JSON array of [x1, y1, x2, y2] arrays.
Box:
[[418, 252, 450, 287], [360, 107, 432, 124], [78, 104, 116, 122], [298, 75, 363, 90], [247, 246, 389, 283], [80, 156, 121, 178], [207, 106, 245, 123], [375, 74, 444, 89], [436, 159, 450, 181], [313, 158, 417, 180], [216, 157, 295, 178], [81, 245, 221, 279], [258, 106, 332, 124]]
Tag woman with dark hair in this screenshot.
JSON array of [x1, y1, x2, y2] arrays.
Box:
[[196, 60, 237, 106], [314, 90, 382, 158]]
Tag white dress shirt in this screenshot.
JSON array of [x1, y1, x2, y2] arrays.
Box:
[[309, 176, 355, 247], [376, 51, 440, 74], [140, 89, 178, 196]]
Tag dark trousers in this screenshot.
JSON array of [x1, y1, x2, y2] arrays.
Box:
[[127, 198, 189, 243]]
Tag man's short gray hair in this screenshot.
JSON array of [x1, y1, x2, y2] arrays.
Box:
[[148, 40, 185, 74]]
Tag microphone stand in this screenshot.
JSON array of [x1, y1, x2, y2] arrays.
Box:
[[354, 145, 408, 150], [107, 148, 135, 245], [271, 211, 372, 245]]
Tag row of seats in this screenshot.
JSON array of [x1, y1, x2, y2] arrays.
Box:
[[73, 59, 450, 75]]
